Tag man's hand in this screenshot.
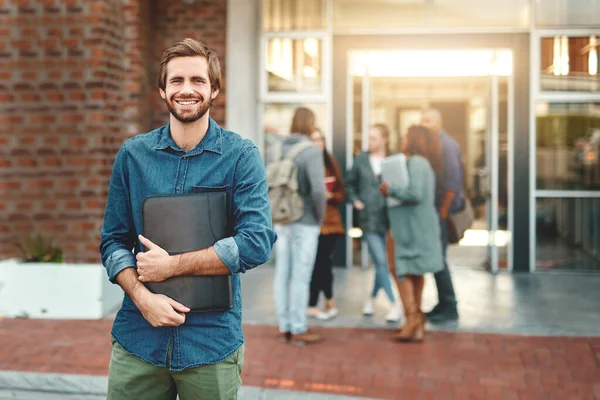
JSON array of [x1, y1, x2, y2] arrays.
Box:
[[136, 235, 176, 283], [135, 290, 190, 327], [353, 200, 365, 210], [379, 182, 391, 196]]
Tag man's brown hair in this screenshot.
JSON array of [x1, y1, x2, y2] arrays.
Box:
[[158, 38, 221, 92], [290, 107, 316, 136]]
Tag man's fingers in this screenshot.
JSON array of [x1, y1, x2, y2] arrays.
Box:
[[169, 298, 191, 313], [138, 234, 157, 250], [171, 312, 186, 325]]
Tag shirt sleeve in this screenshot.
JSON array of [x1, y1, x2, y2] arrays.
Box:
[[388, 157, 428, 203], [443, 139, 462, 194], [215, 144, 277, 274], [100, 144, 137, 283], [304, 147, 327, 224]]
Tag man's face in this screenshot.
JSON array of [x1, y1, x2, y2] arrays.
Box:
[[159, 56, 218, 124], [421, 111, 441, 134]]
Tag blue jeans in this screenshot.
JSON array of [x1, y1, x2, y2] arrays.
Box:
[[273, 223, 320, 335], [364, 233, 396, 302], [433, 216, 457, 309]]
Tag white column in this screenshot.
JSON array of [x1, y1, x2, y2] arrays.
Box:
[[226, 0, 260, 144]]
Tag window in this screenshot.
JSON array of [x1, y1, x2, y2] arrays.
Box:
[[540, 36, 600, 92], [266, 38, 322, 93], [536, 102, 600, 190], [536, 197, 600, 271]]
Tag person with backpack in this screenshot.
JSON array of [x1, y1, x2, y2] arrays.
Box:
[[270, 107, 327, 345], [306, 128, 345, 321]]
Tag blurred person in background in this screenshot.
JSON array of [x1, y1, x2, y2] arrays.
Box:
[[380, 125, 443, 342], [421, 108, 462, 323], [345, 124, 402, 323], [273, 107, 327, 345], [307, 129, 345, 321]]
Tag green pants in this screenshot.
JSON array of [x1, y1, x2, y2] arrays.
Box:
[[107, 338, 244, 400]]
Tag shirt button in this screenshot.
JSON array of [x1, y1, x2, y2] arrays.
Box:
[[176, 186, 181, 190]]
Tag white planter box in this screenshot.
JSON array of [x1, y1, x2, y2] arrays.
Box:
[[0, 259, 123, 319]]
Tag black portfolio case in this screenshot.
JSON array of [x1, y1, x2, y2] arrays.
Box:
[[141, 192, 233, 312]]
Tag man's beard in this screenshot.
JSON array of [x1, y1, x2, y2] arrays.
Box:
[[164, 95, 211, 124]]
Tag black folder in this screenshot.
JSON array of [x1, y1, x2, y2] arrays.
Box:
[[141, 192, 233, 312]]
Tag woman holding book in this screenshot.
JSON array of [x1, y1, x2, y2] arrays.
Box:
[[379, 125, 443, 342], [307, 129, 345, 320]]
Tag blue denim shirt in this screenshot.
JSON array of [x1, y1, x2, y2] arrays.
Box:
[[99, 118, 276, 371], [435, 130, 463, 213]]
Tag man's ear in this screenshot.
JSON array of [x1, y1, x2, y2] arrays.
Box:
[[159, 88, 166, 100], [211, 88, 219, 100]]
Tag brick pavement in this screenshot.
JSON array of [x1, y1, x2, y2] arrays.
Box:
[[1, 319, 599, 399]]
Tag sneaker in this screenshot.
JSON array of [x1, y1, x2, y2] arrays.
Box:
[[278, 331, 292, 343], [362, 300, 374, 316], [307, 307, 322, 318], [316, 308, 338, 320], [427, 308, 459, 324], [385, 305, 402, 322], [425, 303, 443, 318], [290, 330, 323, 346]]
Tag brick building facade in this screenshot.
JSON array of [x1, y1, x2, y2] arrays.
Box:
[[0, 0, 228, 262]]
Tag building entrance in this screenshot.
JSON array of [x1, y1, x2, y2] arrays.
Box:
[[346, 49, 514, 273]]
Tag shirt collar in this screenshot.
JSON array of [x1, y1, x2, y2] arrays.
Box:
[[154, 118, 223, 155]]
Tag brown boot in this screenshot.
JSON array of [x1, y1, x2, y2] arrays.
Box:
[[291, 330, 323, 346], [393, 278, 424, 342], [387, 231, 408, 330]]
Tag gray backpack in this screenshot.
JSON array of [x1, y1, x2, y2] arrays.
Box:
[[266, 140, 314, 224]]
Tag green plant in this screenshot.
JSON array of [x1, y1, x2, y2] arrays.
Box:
[[16, 233, 63, 263]]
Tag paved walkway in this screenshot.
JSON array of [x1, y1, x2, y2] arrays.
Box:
[[1, 319, 599, 399], [241, 266, 600, 337], [1, 266, 600, 399]]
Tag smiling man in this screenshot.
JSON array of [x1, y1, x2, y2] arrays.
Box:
[[100, 38, 276, 399]]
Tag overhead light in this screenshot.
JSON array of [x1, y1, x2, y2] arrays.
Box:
[[560, 36, 570, 76], [589, 36, 598, 76], [552, 36, 570, 76]]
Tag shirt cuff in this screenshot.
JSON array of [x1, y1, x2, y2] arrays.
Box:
[[213, 237, 241, 274], [105, 248, 137, 283]]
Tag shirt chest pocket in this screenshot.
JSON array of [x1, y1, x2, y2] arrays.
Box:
[[192, 185, 230, 194]]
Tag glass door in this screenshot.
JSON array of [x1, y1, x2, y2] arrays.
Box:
[[345, 60, 371, 269], [479, 73, 513, 274], [346, 49, 514, 272]]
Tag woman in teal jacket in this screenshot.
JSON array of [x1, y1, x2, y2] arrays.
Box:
[[379, 125, 443, 342]]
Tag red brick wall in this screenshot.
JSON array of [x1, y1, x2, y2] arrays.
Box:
[[149, 0, 227, 129], [0, 0, 228, 263], [123, 0, 153, 137], [0, 0, 127, 263]]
